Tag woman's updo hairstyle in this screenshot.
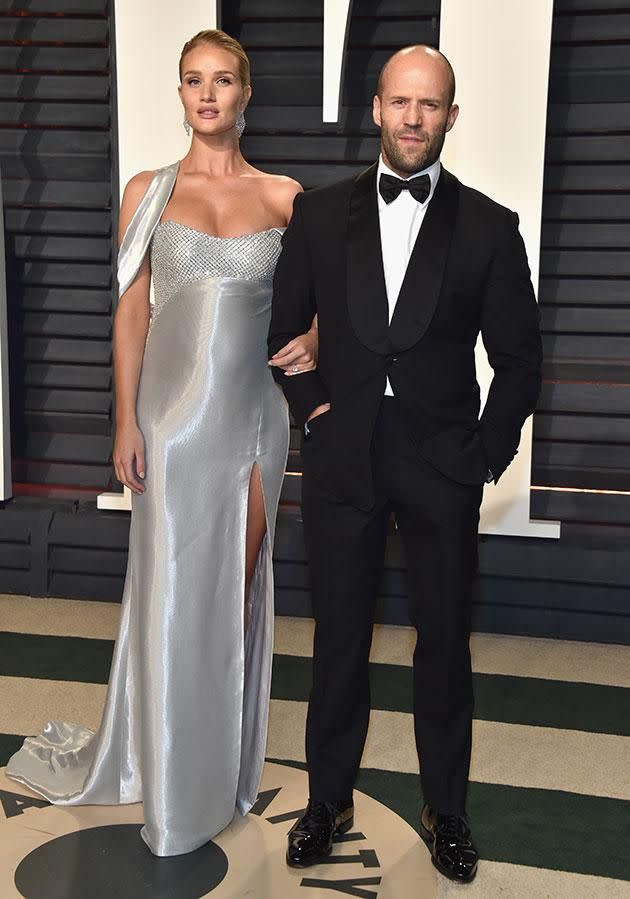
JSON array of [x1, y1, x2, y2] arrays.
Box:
[[179, 29, 250, 87]]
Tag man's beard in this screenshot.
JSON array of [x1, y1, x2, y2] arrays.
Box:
[[381, 125, 446, 175]]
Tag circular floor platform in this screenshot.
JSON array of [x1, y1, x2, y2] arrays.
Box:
[[0, 762, 437, 898]]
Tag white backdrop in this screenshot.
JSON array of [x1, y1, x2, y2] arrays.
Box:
[[323, 0, 353, 122], [440, 0, 560, 538], [0, 172, 11, 501], [113, 0, 219, 197]]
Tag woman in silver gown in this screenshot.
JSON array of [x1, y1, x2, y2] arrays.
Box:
[[6, 30, 315, 857]]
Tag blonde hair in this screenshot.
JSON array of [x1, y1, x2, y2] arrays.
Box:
[[179, 29, 250, 86]]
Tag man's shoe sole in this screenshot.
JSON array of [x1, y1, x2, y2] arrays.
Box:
[[285, 815, 354, 868]]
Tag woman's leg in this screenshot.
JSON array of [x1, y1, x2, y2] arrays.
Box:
[[244, 462, 267, 633]]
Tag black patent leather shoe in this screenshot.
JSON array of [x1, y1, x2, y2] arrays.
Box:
[[286, 799, 354, 867], [420, 803, 479, 883]]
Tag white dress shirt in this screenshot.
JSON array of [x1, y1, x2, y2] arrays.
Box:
[[377, 155, 441, 395]]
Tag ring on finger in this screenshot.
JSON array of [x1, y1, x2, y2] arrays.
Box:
[[292, 365, 299, 373]]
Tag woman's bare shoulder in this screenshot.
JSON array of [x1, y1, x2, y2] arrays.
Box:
[[251, 171, 303, 222], [246, 168, 301, 194], [118, 170, 156, 238], [121, 170, 155, 206], [264, 172, 303, 195]]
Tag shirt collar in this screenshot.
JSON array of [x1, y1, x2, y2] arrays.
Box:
[[377, 155, 441, 204]]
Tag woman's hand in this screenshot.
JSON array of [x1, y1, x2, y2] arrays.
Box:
[[269, 316, 319, 376], [113, 422, 146, 494]]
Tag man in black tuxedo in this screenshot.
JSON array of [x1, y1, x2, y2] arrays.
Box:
[[268, 45, 542, 884]]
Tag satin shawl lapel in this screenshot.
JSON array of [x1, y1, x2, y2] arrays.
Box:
[[388, 167, 459, 352], [117, 160, 180, 297], [346, 163, 392, 355]]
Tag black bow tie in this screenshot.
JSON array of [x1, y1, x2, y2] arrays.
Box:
[[379, 172, 431, 205]]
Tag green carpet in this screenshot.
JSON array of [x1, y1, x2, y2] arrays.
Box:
[[2, 600, 629, 889]]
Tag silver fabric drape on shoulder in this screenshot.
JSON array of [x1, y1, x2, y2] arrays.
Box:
[[6, 162, 290, 857], [117, 160, 179, 297]]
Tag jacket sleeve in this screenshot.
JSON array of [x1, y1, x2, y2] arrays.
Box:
[[268, 192, 330, 426], [478, 211, 543, 482]]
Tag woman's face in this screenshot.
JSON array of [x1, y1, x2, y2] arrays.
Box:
[[179, 44, 250, 138]]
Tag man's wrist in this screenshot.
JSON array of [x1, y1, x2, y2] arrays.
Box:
[[304, 404, 331, 439], [307, 403, 331, 422]]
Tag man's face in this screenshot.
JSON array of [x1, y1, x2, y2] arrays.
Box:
[[373, 51, 458, 177]]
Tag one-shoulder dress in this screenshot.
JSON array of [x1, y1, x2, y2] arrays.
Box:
[[6, 161, 290, 857]]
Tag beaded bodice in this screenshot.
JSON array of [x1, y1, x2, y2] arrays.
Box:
[[150, 221, 284, 313]]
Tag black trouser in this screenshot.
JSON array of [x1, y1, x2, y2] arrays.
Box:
[[301, 397, 483, 815]]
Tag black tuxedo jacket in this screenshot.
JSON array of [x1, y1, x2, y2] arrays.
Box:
[[268, 163, 542, 511]]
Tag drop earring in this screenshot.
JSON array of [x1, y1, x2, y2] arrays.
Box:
[[236, 110, 245, 139], [183, 117, 191, 136]]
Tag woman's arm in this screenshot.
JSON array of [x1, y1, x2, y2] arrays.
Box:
[[112, 172, 153, 494], [269, 314, 318, 375], [268, 192, 330, 426], [266, 177, 319, 376]]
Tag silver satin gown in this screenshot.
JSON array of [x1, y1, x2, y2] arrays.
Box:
[[6, 161, 290, 857]]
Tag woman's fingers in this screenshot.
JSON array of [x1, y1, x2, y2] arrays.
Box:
[[277, 347, 317, 374], [269, 339, 298, 363], [270, 347, 315, 368], [113, 445, 145, 493], [135, 445, 146, 481], [121, 458, 144, 493], [269, 331, 318, 375], [270, 338, 316, 367], [284, 361, 317, 376], [123, 458, 145, 493]]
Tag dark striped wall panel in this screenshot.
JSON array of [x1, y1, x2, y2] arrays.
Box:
[[537, 0, 630, 495], [0, 0, 115, 497], [227, 0, 439, 189]]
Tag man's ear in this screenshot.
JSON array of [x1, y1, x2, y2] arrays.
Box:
[[373, 94, 382, 128], [446, 103, 459, 132]]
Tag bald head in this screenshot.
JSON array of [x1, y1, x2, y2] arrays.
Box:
[[372, 43, 459, 177], [377, 45, 456, 107]]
